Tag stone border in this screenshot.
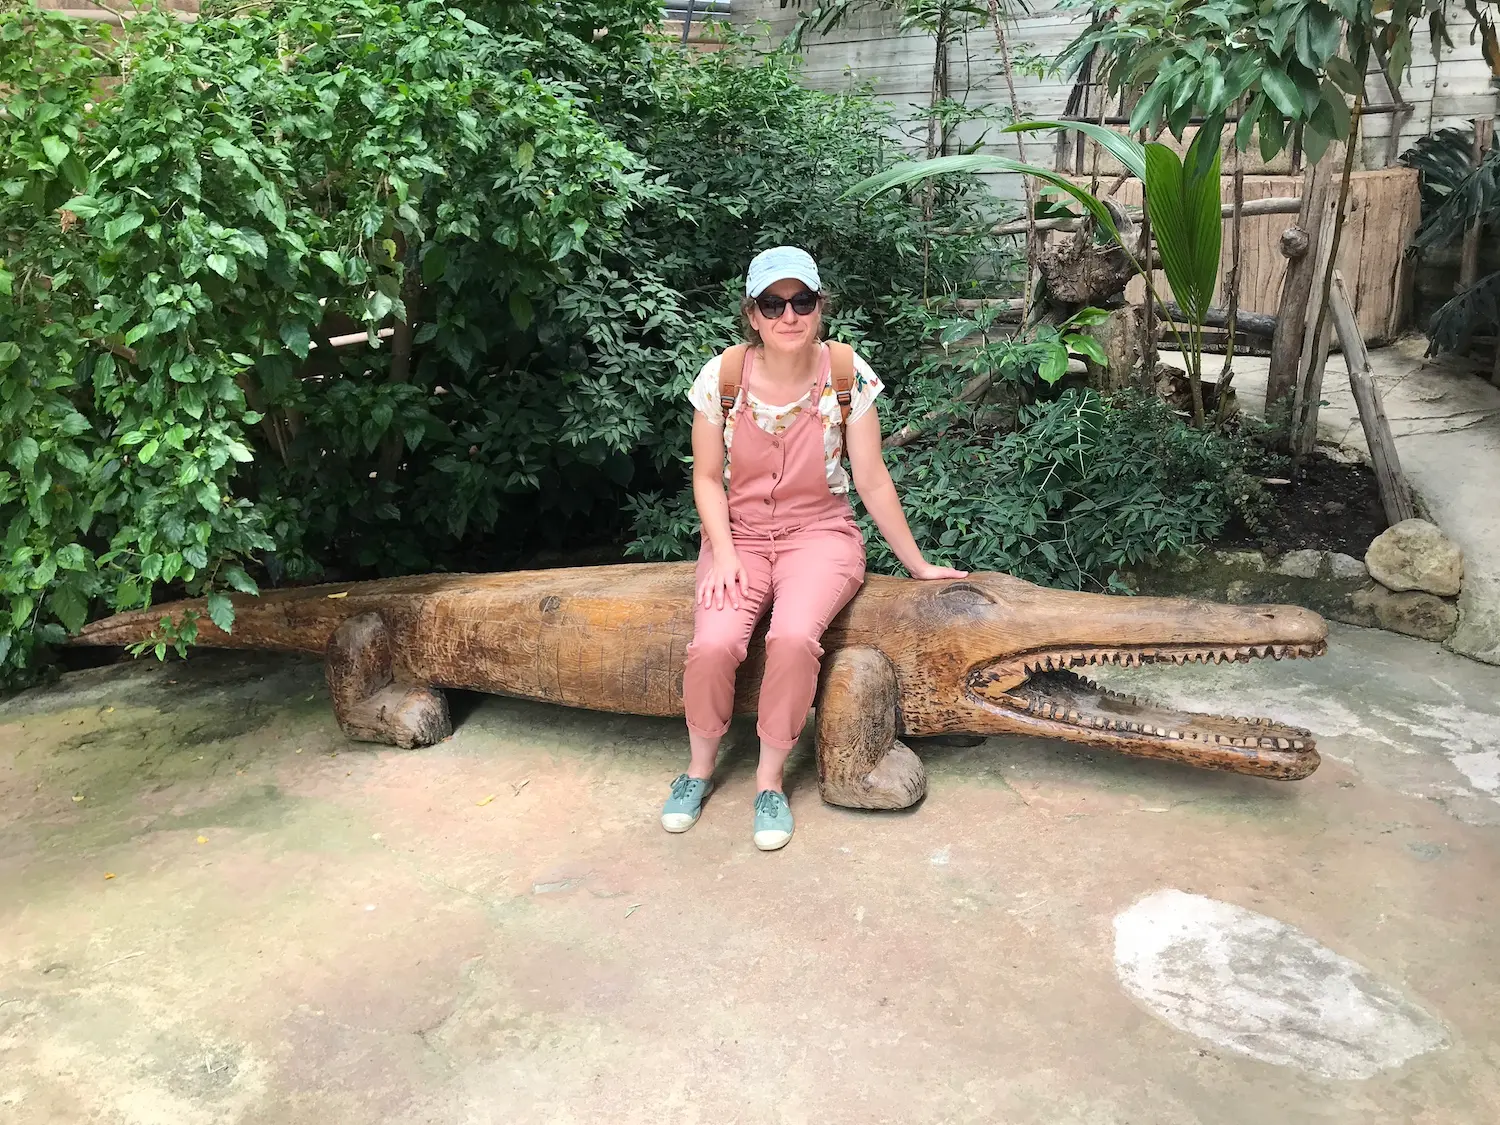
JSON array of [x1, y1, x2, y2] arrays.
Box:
[[1122, 548, 1460, 643]]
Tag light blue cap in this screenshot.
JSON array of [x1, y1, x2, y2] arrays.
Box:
[[745, 246, 821, 298]]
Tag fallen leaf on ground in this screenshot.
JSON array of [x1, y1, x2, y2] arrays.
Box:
[[196, 836, 208, 844], [326, 591, 349, 599], [104, 873, 116, 880], [511, 779, 531, 796], [295, 748, 303, 754], [625, 904, 642, 918], [475, 794, 496, 806], [71, 795, 84, 803], [104, 706, 115, 713]]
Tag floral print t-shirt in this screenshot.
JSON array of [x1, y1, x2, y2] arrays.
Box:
[[687, 345, 884, 495]]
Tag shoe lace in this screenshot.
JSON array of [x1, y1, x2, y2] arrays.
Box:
[[671, 774, 698, 800], [755, 790, 785, 817]]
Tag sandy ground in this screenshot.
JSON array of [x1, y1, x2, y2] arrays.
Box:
[[2, 622, 1499, 1125]]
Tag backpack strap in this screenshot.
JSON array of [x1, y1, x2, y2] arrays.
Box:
[[717, 344, 749, 419], [828, 341, 855, 428]]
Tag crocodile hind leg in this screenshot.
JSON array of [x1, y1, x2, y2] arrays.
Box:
[[815, 646, 926, 809], [325, 613, 451, 749]]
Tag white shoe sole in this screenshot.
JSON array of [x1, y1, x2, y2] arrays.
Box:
[[754, 828, 792, 851], [661, 812, 699, 833]]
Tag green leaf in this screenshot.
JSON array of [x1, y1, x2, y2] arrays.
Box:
[[41, 136, 70, 166], [138, 438, 161, 464], [318, 249, 345, 276], [509, 289, 534, 330], [50, 582, 88, 634], [1143, 134, 1222, 327], [1037, 347, 1068, 384], [61, 195, 101, 218], [421, 243, 448, 284], [1260, 70, 1303, 119], [12, 594, 35, 630], [0, 341, 19, 369], [516, 141, 534, 169], [280, 323, 311, 358], [224, 566, 259, 595], [1326, 57, 1364, 97], [7, 436, 39, 473], [225, 440, 254, 463], [55, 544, 90, 571], [206, 253, 236, 280], [1302, 120, 1331, 165], [104, 211, 145, 242], [1064, 333, 1109, 366], [845, 152, 1131, 246], [1006, 120, 1148, 180], [206, 591, 235, 634]]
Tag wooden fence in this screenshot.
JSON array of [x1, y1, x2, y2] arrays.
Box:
[[1098, 168, 1422, 346]]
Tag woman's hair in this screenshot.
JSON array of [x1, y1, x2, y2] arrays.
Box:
[[740, 289, 830, 346]]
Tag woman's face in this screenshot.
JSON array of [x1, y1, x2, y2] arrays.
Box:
[[749, 277, 822, 354]]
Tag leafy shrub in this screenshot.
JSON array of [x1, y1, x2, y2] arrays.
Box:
[[630, 389, 1272, 591], [0, 0, 1002, 685]]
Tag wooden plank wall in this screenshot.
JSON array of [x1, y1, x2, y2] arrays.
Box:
[[1100, 169, 1421, 346], [734, 0, 1500, 191]]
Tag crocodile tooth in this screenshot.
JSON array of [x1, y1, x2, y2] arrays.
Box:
[[1125, 722, 1142, 733], [1276, 738, 1291, 749], [1292, 739, 1305, 750], [1091, 716, 1106, 728], [1066, 709, 1081, 723], [1168, 730, 1182, 740], [1273, 646, 1288, 659], [1261, 737, 1279, 749]]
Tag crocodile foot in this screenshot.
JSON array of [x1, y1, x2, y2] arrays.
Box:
[[326, 612, 452, 749], [815, 645, 926, 810]]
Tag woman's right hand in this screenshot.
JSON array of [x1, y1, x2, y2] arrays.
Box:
[[699, 549, 751, 610]]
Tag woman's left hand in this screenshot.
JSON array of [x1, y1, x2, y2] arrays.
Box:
[[910, 560, 969, 580]]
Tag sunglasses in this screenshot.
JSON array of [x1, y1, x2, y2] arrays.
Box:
[[753, 289, 821, 319]]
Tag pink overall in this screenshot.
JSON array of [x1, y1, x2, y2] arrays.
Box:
[[683, 347, 867, 751]]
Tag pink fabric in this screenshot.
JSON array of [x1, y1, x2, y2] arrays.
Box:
[[683, 346, 867, 750]]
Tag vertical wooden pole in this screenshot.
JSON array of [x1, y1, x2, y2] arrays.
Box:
[[1329, 270, 1415, 524], [1459, 117, 1494, 292], [1266, 154, 1338, 420], [1290, 191, 1341, 455]]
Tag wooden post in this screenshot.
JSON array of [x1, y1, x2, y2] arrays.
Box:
[[1329, 270, 1416, 525], [1459, 117, 1494, 292], [1290, 190, 1342, 455], [1266, 153, 1339, 418]]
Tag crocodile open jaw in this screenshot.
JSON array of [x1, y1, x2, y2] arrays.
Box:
[[965, 640, 1326, 772]]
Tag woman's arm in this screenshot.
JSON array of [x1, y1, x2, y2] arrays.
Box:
[[691, 411, 750, 607], [846, 405, 967, 580]]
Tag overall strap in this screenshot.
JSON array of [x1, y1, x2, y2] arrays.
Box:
[[828, 341, 855, 428], [718, 344, 750, 417]]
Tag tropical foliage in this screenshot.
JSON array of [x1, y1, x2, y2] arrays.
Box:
[[0, 0, 1000, 685]]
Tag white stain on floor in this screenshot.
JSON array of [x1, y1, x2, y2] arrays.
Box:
[[1113, 890, 1448, 1079]]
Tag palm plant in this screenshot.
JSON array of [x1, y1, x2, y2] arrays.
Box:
[[847, 120, 1224, 426]]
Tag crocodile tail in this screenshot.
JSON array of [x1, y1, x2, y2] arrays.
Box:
[[68, 578, 422, 655]]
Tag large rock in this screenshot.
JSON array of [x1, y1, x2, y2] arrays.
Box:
[[1350, 585, 1460, 643], [1365, 520, 1464, 597]]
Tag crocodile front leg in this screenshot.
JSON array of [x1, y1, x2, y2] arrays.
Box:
[[325, 613, 451, 749], [815, 646, 926, 809]]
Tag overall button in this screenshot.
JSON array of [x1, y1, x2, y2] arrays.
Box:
[[763, 498, 772, 505], [770, 471, 778, 480]]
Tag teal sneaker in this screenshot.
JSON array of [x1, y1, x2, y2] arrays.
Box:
[[661, 774, 712, 833], [753, 789, 794, 851]]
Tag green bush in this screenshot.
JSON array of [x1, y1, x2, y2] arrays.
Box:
[[0, 0, 1001, 685], [629, 389, 1273, 591]]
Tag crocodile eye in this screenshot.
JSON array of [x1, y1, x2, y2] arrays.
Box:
[[937, 582, 995, 608]]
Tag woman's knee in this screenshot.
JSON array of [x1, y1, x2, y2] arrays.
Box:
[[686, 632, 749, 668], [764, 626, 823, 662]]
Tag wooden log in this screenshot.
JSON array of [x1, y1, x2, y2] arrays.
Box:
[[1460, 117, 1494, 291], [1158, 301, 1276, 337], [988, 196, 1302, 238], [1267, 155, 1338, 415], [1328, 270, 1415, 525], [1291, 188, 1342, 455]]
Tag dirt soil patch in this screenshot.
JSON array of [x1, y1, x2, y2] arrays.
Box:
[[1219, 452, 1388, 558]]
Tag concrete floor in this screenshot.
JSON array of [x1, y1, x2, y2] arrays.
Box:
[[3, 626, 1500, 1124]]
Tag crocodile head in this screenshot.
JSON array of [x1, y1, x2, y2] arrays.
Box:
[[895, 573, 1328, 778]]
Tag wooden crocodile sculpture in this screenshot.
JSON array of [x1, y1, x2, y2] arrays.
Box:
[[74, 565, 1328, 809]]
